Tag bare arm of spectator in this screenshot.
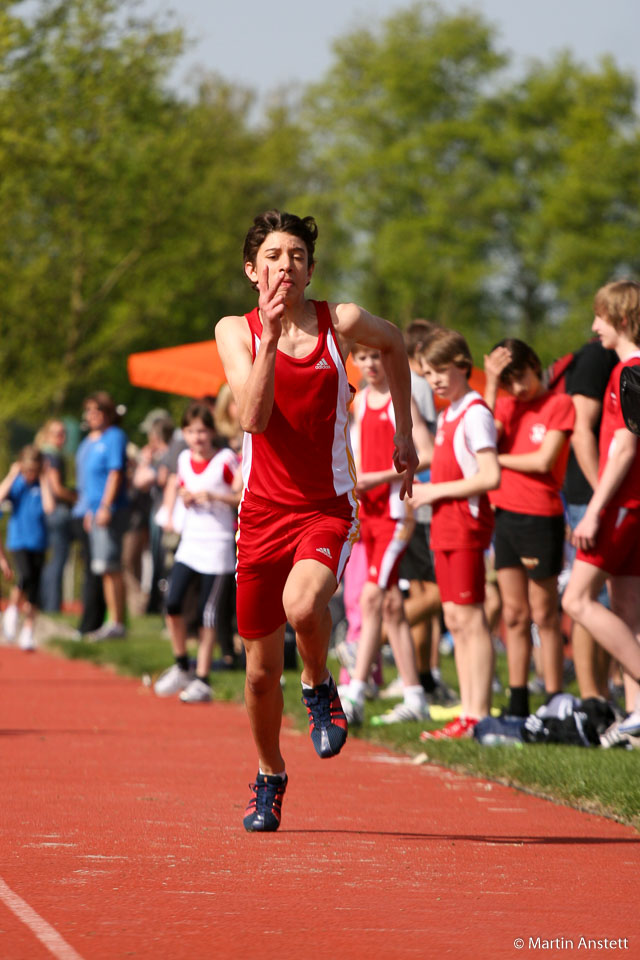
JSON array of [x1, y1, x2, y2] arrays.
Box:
[[40, 469, 56, 514], [484, 347, 512, 414], [0, 539, 12, 580], [409, 447, 500, 507], [95, 469, 123, 527], [572, 427, 637, 552], [160, 473, 179, 531], [570, 394, 602, 491], [0, 463, 21, 504], [45, 461, 77, 505], [498, 429, 569, 474]]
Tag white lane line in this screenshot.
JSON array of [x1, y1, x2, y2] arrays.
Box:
[[0, 876, 85, 960]]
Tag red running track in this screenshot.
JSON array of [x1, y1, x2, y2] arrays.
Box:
[[0, 647, 638, 960]]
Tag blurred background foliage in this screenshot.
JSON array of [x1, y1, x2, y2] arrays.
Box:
[[1, 0, 639, 463]]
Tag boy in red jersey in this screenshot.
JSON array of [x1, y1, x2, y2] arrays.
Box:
[[339, 345, 433, 726], [215, 210, 418, 830], [484, 339, 575, 718], [408, 329, 500, 739], [563, 280, 640, 743]]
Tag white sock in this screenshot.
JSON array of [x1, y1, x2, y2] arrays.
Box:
[[347, 678, 368, 706], [301, 671, 330, 691], [403, 684, 427, 709], [259, 768, 286, 780]]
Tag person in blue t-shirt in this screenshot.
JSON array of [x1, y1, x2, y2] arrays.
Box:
[[81, 392, 129, 641], [0, 446, 55, 650]]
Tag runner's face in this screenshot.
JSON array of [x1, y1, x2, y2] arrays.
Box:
[[245, 231, 314, 301], [353, 348, 385, 385], [422, 362, 467, 402], [183, 418, 214, 457]]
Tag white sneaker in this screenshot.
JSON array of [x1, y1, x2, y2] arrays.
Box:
[[618, 710, 640, 738], [335, 640, 358, 676], [154, 664, 194, 697], [18, 625, 35, 652], [179, 678, 213, 703], [87, 622, 126, 642], [337, 686, 364, 726], [2, 605, 19, 642], [370, 700, 431, 726], [379, 675, 404, 700]]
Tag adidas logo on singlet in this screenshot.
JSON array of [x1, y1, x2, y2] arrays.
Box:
[[315, 358, 331, 370], [316, 546, 332, 558]]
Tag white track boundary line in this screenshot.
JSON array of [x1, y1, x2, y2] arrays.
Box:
[[0, 876, 85, 960]]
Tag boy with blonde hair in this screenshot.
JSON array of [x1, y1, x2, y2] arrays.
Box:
[[563, 280, 640, 743]]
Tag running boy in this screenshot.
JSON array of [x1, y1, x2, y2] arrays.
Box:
[[154, 402, 239, 703], [215, 210, 417, 832], [484, 339, 575, 717], [409, 328, 500, 739], [339, 344, 433, 726], [0, 447, 54, 650], [562, 280, 640, 739]]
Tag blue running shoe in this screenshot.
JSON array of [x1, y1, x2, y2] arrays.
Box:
[[243, 773, 288, 832], [301, 674, 348, 759]]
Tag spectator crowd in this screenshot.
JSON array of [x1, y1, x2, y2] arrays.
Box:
[[2, 278, 640, 751]]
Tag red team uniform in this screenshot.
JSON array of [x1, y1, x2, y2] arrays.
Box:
[[236, 300, 359, 638], [354, 388, 410, 588], [576, 353, 640, 575], [430, 394, 496, 604], [492, 392, 575, 517]]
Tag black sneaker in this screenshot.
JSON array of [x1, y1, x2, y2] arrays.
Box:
[[243, 773, 288, 832], [301, 674, 348, 759]]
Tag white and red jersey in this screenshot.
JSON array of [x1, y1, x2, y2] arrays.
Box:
[[491, 391, 575, 516], [599, 353, 640, 509], [242, 300, 357, 507], [353, 386, 405, 521], [430, 391, 496, 551], [174, 447, 238, 574]]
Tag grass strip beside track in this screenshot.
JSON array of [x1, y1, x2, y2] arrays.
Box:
[[46, 613, 640, 831]]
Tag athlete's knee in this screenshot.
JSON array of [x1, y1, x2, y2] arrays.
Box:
[[562, 582, 586, 622], [283, 595, 323, 637], [501, 601, 530, 633], [360, 583, 383, 619], [382, 587, 404, 623], [245, 656, 283, 696]]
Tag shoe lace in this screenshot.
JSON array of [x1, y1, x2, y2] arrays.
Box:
[[303, 685, 331, 727], [249, 778, 280, 816]]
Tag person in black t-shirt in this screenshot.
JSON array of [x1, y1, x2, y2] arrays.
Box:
[[562, 339, 618, 701]]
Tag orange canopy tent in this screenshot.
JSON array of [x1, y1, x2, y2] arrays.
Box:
[[127, 338, 487, 405], [127, 339, 364, 398]]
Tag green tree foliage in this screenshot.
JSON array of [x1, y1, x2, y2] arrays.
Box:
[[0, 0, 305, 431], [2, 0, 640, 448], [300, 2, 640, 360]]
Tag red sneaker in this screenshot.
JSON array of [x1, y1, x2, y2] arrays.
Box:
[[420, 716, 478, 741]]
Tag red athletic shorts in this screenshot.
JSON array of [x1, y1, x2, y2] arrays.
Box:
[[433, 548, 486, 605], [359, 515, 411, 589], [576, 503, 640, 577], [236, 491, 358, 639]]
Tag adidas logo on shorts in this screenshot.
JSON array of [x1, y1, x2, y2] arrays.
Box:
[[315, 358, 331, 370], [316, 546, 332, 558]]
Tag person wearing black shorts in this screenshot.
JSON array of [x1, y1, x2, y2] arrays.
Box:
[[485, 339, 575, 718]]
